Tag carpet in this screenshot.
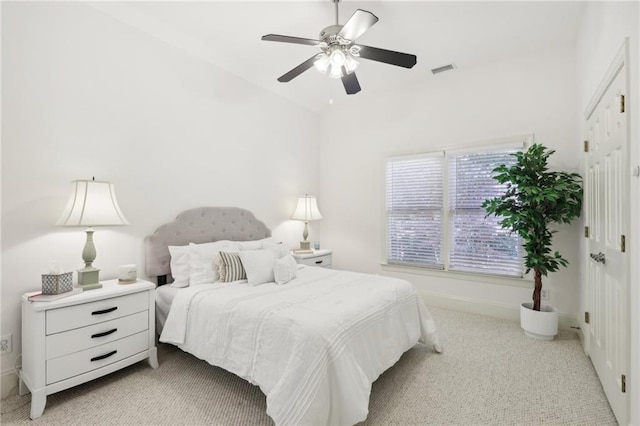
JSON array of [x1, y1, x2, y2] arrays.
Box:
[[0, 307, 616, 425]]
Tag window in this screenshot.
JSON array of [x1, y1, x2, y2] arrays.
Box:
[[385, 142, 525, 278]]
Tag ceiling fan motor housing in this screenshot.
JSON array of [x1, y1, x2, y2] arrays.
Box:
[[319, 25, 346, 46]]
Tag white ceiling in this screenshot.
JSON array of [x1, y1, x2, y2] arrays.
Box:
[[95, 1, 586, 114]]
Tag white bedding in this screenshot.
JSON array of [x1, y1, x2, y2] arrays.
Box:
[[155, 285, 180, 333], [160, 266, 440, 425]]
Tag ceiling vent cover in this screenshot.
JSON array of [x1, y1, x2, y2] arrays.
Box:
[[431, 64, 456, 75]]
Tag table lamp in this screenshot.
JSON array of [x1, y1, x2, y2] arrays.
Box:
[[56, 178, 129, 290], [291, 194, 323, 250]]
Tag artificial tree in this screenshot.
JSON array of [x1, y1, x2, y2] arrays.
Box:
[[482, 144, 583, 311]]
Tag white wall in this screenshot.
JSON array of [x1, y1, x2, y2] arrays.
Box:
[[1, 2, 319, 386], [576, 2, 639, 424], [318, 45, 581, 318]]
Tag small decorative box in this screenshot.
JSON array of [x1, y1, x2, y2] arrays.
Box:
[[41, 272, 73, 295]]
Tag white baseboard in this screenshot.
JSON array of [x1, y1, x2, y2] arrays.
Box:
[[1, 370, 19, 400], [419, 291, 579, 330]]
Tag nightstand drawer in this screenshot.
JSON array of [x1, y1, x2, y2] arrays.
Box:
[[296, 253, 332, 268], [46, 292, 148, 335], [46, 311, 149, 359], [46, 331, 149, 385]]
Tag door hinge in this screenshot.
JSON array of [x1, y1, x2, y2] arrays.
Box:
[[621, 235, 626, 253], [620, 95, 625, 113], [585, 311, 590, 324], [622, 374, 626, 393], [585, 226, 590, 238], [584, 140, 589, 152]]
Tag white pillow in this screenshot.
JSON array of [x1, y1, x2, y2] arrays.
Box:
[[274, 254, 298, 285], [168, 245, 190, 288], [238, 237, 288, 259], [238, 249, 276, 286], [262, 241, 289, 259], [189, 240, 240, 285], [237, 237, 275, 251]]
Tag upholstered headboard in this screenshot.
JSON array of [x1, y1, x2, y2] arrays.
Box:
[[145, 207, 271, 284]]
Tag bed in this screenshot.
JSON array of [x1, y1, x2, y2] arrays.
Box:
[[145, 207, 441, 426]]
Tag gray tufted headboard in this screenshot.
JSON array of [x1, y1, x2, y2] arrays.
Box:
[[145, 207, 271, 285]]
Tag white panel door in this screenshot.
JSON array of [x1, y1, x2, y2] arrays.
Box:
[[585, 62, 629, 425]]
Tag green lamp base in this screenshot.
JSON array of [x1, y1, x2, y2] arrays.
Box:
[[78, 267, 102, 290], [299, 240, 311, 250]]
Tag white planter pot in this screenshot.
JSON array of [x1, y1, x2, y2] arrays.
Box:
[[520, 302, 558, 340]]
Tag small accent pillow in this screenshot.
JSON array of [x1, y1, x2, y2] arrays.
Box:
[[189, 240, 240, 285], [238, 249, 276, 286], [274, 254, 298, 285], [216, 252, 246, 283], [168, 245, 191, 288]]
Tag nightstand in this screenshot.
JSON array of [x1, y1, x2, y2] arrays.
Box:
[[292, 249, 333, 268], [19, 279, 158, 419]]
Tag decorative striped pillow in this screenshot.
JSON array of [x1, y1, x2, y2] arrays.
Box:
[[216, 252, 246, 282]]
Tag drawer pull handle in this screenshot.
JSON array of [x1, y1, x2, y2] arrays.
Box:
[[90, 350, 117, 362], [315, 260, 323, 264], [92, 307, 118, 315], [91, 328, 118, 339]]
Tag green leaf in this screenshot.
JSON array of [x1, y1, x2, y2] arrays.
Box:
[[482, 143, 583, 299]]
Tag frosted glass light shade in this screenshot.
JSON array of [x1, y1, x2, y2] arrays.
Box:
[[57, 180, 129, 227], [291, 195, 323, 222]]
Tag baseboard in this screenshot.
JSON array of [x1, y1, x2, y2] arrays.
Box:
[[419, 291, 579, 330], [1, 370, 19, 400]]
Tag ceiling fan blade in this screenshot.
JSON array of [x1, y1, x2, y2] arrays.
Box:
[[277, 55, 319, 82], [341, 68, 361, 95], [262, 34, 321, 46], [338, 9, 379, 42], [357, 45, 417, 68]]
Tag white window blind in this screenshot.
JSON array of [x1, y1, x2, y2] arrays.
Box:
[[448, 149, 523, 277], [386, 144, 524, 278], [386, 154, 444, 269]]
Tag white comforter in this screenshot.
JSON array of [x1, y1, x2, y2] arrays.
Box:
[[160, 266, 440, 425]]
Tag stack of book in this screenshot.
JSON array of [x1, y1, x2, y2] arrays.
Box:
[[27, 287, 83, 302], [292, 249, 314, 254]]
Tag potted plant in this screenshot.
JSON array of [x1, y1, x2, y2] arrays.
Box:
[[482, 144, 583, 340]]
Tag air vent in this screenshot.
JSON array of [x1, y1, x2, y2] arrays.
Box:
[[431, 64, 457, 75]]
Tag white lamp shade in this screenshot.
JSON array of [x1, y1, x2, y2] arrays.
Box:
[[56, 180, 129, 226], [291, 195, 323, 221]]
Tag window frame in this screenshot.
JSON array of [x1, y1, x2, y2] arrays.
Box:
[[382, 134, 533, 282]]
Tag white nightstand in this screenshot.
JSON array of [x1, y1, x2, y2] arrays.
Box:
[[19, 279, 158, 419], [291, 249, 333, 268]]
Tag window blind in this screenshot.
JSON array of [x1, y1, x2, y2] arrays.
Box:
[[386, 142, 526, 278], [386, 154, 444, 268], [448, 149, 523, 277]]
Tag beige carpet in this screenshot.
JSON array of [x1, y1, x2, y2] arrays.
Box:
[[1, 307, 616, 425]]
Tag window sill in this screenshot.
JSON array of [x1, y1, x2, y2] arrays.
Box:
[[380, 263, 533, 288]]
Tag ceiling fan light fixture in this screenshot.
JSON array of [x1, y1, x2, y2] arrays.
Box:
[[329, 48, 346, 67], [328, 64, 343, 79], [315, 46, 359, 79], [344, 55, 359, 74], [314, 54, 330, 74]]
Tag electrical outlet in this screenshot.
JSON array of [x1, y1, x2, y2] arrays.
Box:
[[0, 334, 12, 355], [541, 289, 550, 301]]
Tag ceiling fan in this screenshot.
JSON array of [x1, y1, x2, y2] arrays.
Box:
[[261, 0, 417, 95]]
